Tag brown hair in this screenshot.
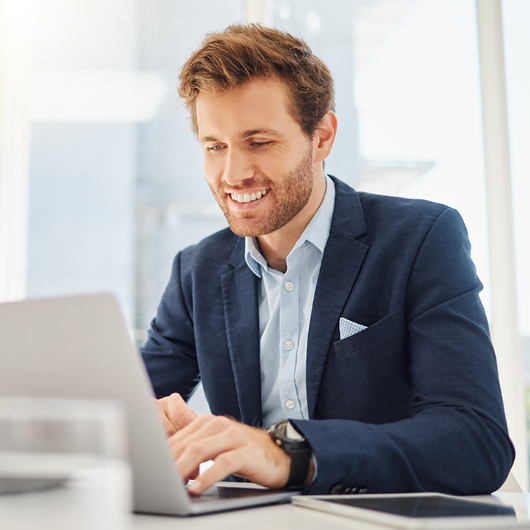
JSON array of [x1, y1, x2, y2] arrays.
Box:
[[178, 24, 335, 137]]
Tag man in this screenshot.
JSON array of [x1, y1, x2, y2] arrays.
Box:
[[141, 24, 514, 496]]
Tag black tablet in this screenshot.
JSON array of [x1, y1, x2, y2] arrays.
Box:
[[293, 493, 529, 529]]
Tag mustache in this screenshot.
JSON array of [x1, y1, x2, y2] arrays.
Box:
[[215, 179, 273, 192]]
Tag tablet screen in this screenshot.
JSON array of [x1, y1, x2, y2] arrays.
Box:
[[325, 495, 515, 518]]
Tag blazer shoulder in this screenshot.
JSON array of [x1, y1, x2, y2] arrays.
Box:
[[358, 191, 449, 219], [356, 191, 459, 237], [330, 177, 457, 241]]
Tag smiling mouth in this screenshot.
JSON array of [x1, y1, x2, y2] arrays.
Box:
[[230, 189, 270, 203]]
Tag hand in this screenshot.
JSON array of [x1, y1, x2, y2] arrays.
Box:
[[169, 414, 292, 495], [154, 393, 198, 437], [156, 393, 314, 493]]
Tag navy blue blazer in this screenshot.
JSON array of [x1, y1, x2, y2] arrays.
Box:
[[141, 176, 514, 495]]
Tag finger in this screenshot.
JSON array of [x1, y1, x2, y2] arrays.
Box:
[[168, 413, 216, 453], [161, 415, 177, 437], [188, 447, 249, 495], [167, 393, 198, 430], [153, 397, 178, 437], [170, 414, 232, 456], [176, 420, 245, 482]]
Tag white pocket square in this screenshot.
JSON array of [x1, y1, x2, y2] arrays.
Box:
[[339, 317, 367, 340]]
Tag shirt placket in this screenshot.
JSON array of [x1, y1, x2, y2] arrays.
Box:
[[278, 248, 302, 419]]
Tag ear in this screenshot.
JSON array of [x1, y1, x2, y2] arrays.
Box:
[[313, 110, 338, 164]]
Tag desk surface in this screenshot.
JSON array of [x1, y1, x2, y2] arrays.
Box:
[[1, 488, 529, 530], [133, 494, 530, 530]]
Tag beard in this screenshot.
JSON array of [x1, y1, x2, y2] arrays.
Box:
[[208, 145, 315, 237]]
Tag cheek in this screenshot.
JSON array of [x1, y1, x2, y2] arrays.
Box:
[[203, 157, 223, 186]]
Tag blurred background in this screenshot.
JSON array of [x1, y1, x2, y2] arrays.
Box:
[[1, 0, 528, 487]]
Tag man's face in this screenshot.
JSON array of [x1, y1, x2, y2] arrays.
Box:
[[196, 77, 317, 237]]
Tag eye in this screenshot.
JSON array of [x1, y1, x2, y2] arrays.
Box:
[[250, 141, 272, 148], [207, 145, 224, 152]]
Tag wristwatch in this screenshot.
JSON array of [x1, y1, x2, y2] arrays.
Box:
[[269, 419, 312, 488]]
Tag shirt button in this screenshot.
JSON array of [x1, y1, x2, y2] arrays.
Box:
[[285, 282, 294, 291], [284, 341, 294, 350], [286, 400, 295, 409]]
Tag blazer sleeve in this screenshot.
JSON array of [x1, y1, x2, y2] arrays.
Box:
[[140, 252, 201, 400], [291, 207, 515, 495]]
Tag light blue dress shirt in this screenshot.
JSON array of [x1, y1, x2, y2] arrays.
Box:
[[244, 175, 336, 429]]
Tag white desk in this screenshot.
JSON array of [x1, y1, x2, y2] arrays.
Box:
[[133, 494, 530, 530], [2, 487, 529, 530]]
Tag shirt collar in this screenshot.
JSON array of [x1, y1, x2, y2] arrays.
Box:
[[245, 175, 336, 278]]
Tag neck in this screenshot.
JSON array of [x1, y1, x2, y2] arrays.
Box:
[[258, 171, 327, 273]]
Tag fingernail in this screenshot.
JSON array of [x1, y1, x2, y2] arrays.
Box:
[[188, 480, 203, 495]]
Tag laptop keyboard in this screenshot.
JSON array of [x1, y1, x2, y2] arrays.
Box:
[[190, 485, 287, 503]]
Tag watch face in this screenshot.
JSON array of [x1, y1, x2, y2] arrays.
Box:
[[275, 420, 304, 442], [275, 420, 287, 438], [285, 421, 304, 441]]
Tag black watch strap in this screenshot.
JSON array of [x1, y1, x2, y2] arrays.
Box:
[[285, 444, 312, 487]]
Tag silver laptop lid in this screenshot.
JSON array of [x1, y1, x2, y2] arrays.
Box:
[[0, 293, 191, 515]]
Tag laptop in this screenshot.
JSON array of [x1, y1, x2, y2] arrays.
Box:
[[0, 293, 298, 515]]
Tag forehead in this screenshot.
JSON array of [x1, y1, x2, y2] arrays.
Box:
[[196, 77, 301, 139]]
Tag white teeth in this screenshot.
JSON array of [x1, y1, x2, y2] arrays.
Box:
[[230, 189, 269, 203]]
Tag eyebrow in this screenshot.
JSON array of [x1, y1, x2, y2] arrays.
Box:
[[242, 128, 282, 138], [200, 128, 282, 143]]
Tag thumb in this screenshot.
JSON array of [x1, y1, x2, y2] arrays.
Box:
[[167, 392, 198, 430]]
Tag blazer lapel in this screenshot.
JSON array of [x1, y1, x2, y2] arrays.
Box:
[[306, 178, 369, 418], [221, 238, 263, 427]]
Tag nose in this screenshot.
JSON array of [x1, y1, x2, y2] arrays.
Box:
[[223, 147, 254, 187]]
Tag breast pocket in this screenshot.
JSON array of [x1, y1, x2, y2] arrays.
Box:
[[333, 309, 404, 359], [319, 309, 411, 424]]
